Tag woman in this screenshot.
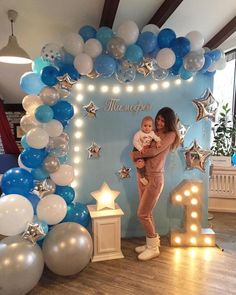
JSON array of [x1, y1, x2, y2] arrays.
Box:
[[131, 107, 180, 261]]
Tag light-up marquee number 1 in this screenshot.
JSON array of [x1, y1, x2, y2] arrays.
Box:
[[170, 179, 215, 247]]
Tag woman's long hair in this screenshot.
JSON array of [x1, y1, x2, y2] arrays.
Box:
[[155, 107, 181, 150]]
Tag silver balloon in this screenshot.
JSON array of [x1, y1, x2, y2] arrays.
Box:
[[34, 178, 56, 198], [47, 134, 69, 157], [42, 222, 93, 276], [107, 37, 126, 59], [115, 60, 136, 83], [183, 51, 205, 72], [152, 67, 169, 80], [43, 155, 60, 173], [0, 235, 44, 295], [39, 86, 60, 106]]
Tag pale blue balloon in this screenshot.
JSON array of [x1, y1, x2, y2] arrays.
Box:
[[32, 56, 51, 74], [20, 72, 46, 94]]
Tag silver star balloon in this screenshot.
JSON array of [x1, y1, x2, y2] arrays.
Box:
[[33, 178, 56, 198], [177, 118, 190, 145], [87, 142, 101, 158], [57, 74, 77, 90], [83, 101, 99, 118], [184, 140, 212, 172], [22, 222, 46, 244], [117, 165, 131, 179], [192, 88, 219, 122]]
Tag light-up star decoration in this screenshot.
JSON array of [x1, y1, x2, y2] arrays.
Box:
[[184, 140, 212, 172], [91, 182, 120, 210], [87, 142, 101, 158], [177, 118, 190, 145], [117, 165, 131, 179], [192, 88, 219, 122], [57, 74, 77, 91], [22, 222, 46, 244], [83, 101, 99, 118]]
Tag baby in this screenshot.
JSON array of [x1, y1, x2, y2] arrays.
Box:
[[133, 116, 161, 185]]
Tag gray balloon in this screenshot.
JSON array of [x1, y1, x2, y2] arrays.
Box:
[[47, 134, 69, 157], [152, 67, 169, 80], [0, 235, 44, 295], [39, 86, 60, 106], [42, 222, 93, 276], [107, 37, 126, 59], [43, 155, 60, 173], [183, 51, 205, 72]]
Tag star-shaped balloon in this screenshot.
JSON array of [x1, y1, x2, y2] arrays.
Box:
[[83, 101, 99, 118], [57, 74, 77, 90], [87, 142, 101, 158], [117, 165, 131, 179], [22, 222, 46, 244], [136, 58, 155, 76], [87, 69, 101, 79], [91, 182, 120, 210], [177, 118, 190, 145], [184, 140, 212, 172], [34, 178, 56, 198], [192, 88, 219, 122]]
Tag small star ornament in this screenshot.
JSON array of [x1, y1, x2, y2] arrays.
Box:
[[117, 165, 131, 179], [192, 89, 219, 122], [87, 142, 101, 158], [177, 118, 190, 145], [91, 182, 120, 210], [136, 58, 154, 76], [184, 140, 212, 172], [22, 222, 46, 244], [57, 74, 77, 91], [83, 101, 99, 118]]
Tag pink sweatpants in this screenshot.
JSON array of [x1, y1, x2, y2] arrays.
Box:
[[137, 174, 164, 238]]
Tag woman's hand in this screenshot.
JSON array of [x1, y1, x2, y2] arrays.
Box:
[[135, 159, 145, 169]]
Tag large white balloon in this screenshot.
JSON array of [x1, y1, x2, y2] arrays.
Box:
[[0, 194, 34, 236], [20, 114, 41, 133], [84, 38, 102, 58], [22, 95, 43, 114], [36, 194, 67, 225], [26, 127, 49, 149], [43, 119, 63, 137], [50, 164, 74, 186], [186, 31, 204, 51], [73, 53, 93, 75], [63, 33, 84, 56], [156, 48, 176, 69], [117, 20, 139, 45], [141, 24, 160, 35]]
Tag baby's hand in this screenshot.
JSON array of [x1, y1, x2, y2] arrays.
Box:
[[135, 159, 145, 169], [156, 141, 161, 148]]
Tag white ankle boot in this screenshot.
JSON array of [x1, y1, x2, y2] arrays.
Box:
[[135, 235, 160, 254], [138, 236, 160, 261]]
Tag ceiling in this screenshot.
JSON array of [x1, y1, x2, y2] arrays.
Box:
[[0, 0, 235, 103]]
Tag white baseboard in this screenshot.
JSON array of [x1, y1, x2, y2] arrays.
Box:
[[209, 198, 236, 213]]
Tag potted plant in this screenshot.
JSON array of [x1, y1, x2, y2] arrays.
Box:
[[210, 103, 236, 166]]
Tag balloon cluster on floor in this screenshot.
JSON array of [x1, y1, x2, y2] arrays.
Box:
[[0, 57, 93, 295], [20, 20, 226, 92]]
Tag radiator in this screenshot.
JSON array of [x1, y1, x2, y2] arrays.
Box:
[[209, 166, 236, 199]]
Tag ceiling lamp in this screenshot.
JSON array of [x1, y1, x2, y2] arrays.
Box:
[[0, 10, 31, 64]]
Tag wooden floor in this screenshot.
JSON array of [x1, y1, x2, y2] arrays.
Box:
[[28, 212, 236, 295]]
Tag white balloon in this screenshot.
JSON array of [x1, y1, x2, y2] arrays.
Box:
[[36, 194, 67, 225], [73, 53, 93, 75], [43, 119, 63, 137], [141, 24, 160, 35], [0, 194, 34, 236], [26, 127, 49, 149], [215, 57, 226, 70], [156, 48, 176, 69], [18, 155, 32, 172], [63, 33, 84, 56], [84, 38, 102, 58], [186, 31, 204, 51], [117, 20, 139, 45], [20, 114, 41, 133], [22, 95, 43, 114], [50, 164, 74, 186]]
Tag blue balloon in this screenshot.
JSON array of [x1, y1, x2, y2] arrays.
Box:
[[158, 28, 176, 48], [149, 46, 160, 58], [54, 48, 74, 67], [41, 66, 59, 86], [94, 54, 117, 77], [179, 66, 193, 80], [170, 56, 183, 75], [62, 202, 90, 227], [20, 148, 47, 169], [35, 105, 54, 123], [21, 135, 30, 149], [136, 32, 157, 54], [232, 153, 236, 166], [1, 167, 34, 195], [79, 25, 97, 41], [170, 37, 190, 57], [31, 167, 49, 181], [204, 70, 216, 77], [52, 100, 74, 121], [62, 203, 75, 222], [20, 72, 46, 94], [125, 44, 143, 64], [32, 56, 51, 74], [199, 54, 213, 73], [24, 193, 40, 214], [96, 27, 114, 49], [207, 49, 222, 61], [55, 185, 75, 204], [58, 64, 80, 80]]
